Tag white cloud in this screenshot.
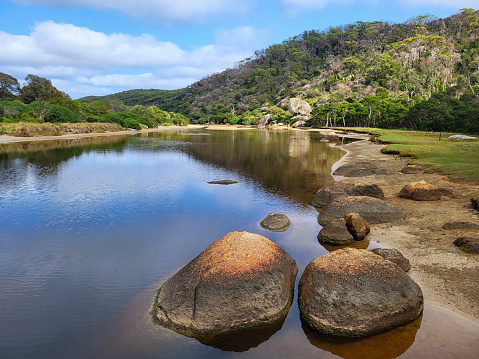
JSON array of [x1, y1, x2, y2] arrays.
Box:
[[0, 21, 270, 98], [10, 0, 246, 24], [283, 0, 478, 9]]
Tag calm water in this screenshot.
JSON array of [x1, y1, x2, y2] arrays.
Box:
[[0, 129, 477, 359]]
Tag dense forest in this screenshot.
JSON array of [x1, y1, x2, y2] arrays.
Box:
[[2, 9, 478, 133]]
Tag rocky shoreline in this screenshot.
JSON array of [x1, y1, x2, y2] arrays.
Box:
[[333, 138, 479, 323]]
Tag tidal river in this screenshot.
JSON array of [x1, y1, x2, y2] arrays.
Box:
[[0, 129, 477, 359]]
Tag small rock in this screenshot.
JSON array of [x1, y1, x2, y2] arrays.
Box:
[[401, 165, 424, 174], [369, 248, 411, 272], [344, 213, 370, 241], [318, 196, 406, 225], [298, 248, 423, 337], [153, 231, 298, 334], [260, 213, 291, 232], [442, 221, 479, 230], [453, 237, 479, 254], [208, 180, 238, 185], [317, 218, 354, 246], [333, 162, 387, 177], [472, 193, 479, 211], [447, 135, 477, 140], [398, 180, 441, 201], [437, 188, 463, 198], [324, 132, 338, 141], [311, 181, 384, 208]]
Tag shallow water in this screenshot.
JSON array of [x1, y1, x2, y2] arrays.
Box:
[[0, 129, 477, 358]]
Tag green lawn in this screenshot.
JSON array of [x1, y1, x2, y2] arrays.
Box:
[[342, 128, 479, 183]]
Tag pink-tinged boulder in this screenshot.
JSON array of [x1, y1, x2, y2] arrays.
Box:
[[298, 248, 423, 337], [398, 180, 441, 201], [153, 231, 298, 334]]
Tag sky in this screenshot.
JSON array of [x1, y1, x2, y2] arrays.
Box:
[[0, 0, 476, 99]]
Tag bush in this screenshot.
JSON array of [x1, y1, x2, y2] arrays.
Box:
[[46, 104, 79, 123]]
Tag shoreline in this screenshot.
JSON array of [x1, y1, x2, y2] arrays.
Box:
[[334, 139, 479, 323]]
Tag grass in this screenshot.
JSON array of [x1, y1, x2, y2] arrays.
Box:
[[332, 127, 479, 183], [0, 122, 124, 137]]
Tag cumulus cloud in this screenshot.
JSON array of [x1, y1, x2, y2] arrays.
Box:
[[10, 0, 246, 23], [0, 21, 270, 98]]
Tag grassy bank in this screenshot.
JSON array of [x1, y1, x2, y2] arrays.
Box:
[[339, 128, 479, 183], [0, 122, 124, 137]]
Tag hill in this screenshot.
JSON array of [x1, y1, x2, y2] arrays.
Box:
[[78, 9, 479, 133]]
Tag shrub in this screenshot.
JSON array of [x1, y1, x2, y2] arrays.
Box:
[[46, 104, 79, 123]]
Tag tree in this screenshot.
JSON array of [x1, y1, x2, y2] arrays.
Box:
[[21, 74, 67, 104], [0, 72, 20, 100]]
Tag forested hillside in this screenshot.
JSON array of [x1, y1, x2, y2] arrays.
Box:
[[81, 9, 479, 133]]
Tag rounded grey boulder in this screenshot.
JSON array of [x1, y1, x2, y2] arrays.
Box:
[[318, 196, 406, 225], [260, 213, 291, 232], [298, 248, 423, 337], [153, 231, 298, 334], [311, 181, 384, 208]]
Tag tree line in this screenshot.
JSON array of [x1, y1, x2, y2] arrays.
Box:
[[0, 73, 189, 129]]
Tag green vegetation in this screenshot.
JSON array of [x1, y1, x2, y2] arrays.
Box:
[[73, 9, 479, 133], [348, 128, 479, 181], [0, 73, 190, 135]]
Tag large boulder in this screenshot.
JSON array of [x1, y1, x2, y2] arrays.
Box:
[[260, 213, 291, 232], [311, 181, 384, 208], [298, 248, 424, 337], [257, 114, 271, 126], [398, 180, 441, 201], [344, 212, 370, 241], [318, 196, 406, 225], [288, 98, 312, 116], [333, 162, 387, 177], [317, 218, 354, 246], [369, 248, 411, 272], [453, 237, 479, 254], [153, 231, 298, 334]]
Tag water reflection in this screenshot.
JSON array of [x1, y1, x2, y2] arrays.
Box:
[[302, 314, 422, 359]]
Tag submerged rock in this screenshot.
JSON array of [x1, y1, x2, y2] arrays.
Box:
[[260, 213, 291, 232], [208, 180, 238, 185], [453, 237, 479, 254], [398, 180, 441, 201], [311, 181, 384, 208], [298, 248, 423, 337], [317, 218, 354, 246], [318, 196, 406, 225], [153, 231, 298, 335], [344, 212, 370, 241], [333, 162, 387, 177], [369, 248, 411, 272]]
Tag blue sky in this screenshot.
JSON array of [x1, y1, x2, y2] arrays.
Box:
[[0, 0, 476, 99]]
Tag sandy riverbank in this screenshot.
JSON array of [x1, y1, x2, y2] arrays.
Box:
[[334, 138, 479, 323]]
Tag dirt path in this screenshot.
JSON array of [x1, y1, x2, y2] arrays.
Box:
[[334, 138, 479, 323]]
